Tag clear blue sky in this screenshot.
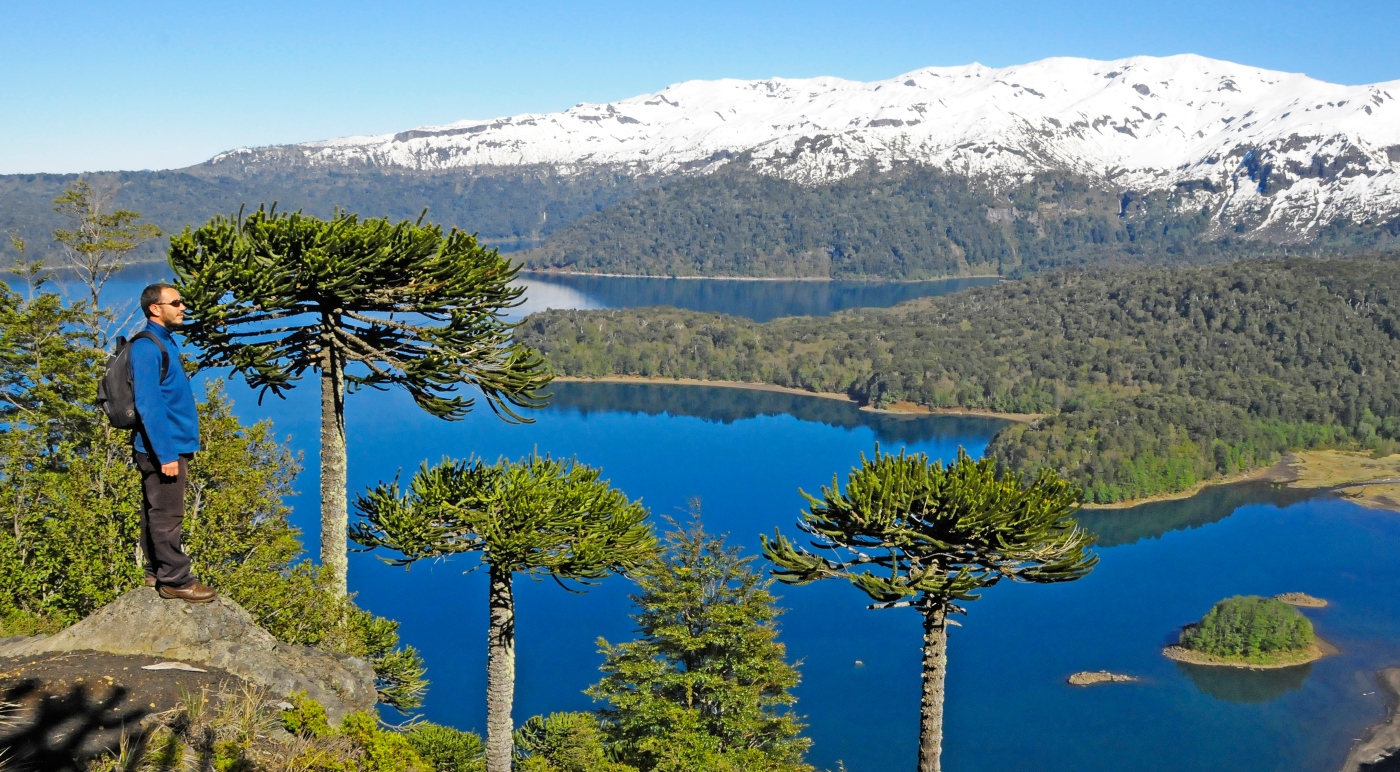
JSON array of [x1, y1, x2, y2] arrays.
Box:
[[4, 0, 1398, 174]]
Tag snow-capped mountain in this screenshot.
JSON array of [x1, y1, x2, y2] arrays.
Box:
[[210, 55, 1400, 236]]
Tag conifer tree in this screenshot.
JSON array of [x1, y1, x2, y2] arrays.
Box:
[[589, 516, 810, 772], [350, 454, 655, 772], [762, 447, 1096, 772], [51, 180, 160, 345], [171, 207, 551, 595]]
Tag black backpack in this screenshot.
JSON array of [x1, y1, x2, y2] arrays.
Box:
[[96, 332, 170, 429]]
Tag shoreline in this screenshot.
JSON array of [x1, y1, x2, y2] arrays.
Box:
[[550, 378, 1398, 512], [1163, 637, 1338, 670], [1081, 462, 1291, 510], [1342, 667, 1400, 772], [520, 269, 1002, 284], [1083, 451, 1400, 512], [549, 376, 1040, 423]]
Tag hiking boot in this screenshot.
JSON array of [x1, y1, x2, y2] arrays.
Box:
[[158, 582, 217, 603], [144, 575, 157, 587]]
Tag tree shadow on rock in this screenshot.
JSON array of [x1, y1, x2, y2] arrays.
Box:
[[0, 680, 150, 771]]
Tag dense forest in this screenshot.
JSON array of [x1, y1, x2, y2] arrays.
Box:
[[519, 162, 1400, 279], [519, 257, 1400, 502], [0, 165, 651, 262], [6, 161, 1399, 278]]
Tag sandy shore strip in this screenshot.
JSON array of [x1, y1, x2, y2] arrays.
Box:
[[550, 376, 1041, 423], [1281, 450, 1400, 512], [1162, 637, 1338, 669]]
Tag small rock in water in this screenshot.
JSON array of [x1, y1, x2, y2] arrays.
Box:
[[1274, 592, 1327, 608], [1067, 670, 1138, 686]]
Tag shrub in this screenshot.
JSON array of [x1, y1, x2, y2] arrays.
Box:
[[282, 691, 333, 739], [1179, 595, 1315, 659], [513, 712, 633, 772], [404, 723, 485, 772], [339, 711, 431, 772]]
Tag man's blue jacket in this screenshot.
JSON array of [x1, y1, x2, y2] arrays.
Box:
[[131, 321, 201, 463]]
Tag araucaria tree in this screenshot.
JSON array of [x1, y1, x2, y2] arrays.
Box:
[[762, 447, 1097, 772], [350, 454, 656, 772], [589, 516, 811, 772], [171, 207, 551, 595]]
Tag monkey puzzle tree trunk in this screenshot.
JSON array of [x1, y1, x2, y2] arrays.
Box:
[[918, 606, 949, 772], [319, 343, 348, 597], [485, 564, 517, 772]]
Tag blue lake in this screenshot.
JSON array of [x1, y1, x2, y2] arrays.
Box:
[[46, 261, 998, 324], [17, 263, 1400, 771]]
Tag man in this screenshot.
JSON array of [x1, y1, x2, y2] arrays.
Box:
[[132, 282, 215, 602]]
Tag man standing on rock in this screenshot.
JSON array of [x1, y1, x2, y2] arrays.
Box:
[[132, 282, 216, 603]]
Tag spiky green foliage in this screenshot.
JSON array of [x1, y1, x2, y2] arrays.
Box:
[[404, 723, 486, 772], [169, 206, 553, 595], [762, 447, 1097, 613], [588, 519, 810, 772], [762, 446, 1095, 772], [351, 453, 655, 772], [513, 713, 633, 772], [351, 454, 655, 580], [1179, 596, 1315, 660], [169, 206, 549, 419]]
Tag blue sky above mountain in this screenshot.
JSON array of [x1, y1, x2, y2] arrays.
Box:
[[5, 0, 1399, 174]]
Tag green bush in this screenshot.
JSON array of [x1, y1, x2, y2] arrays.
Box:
[[513, 712, 633, 772], [404, 723, 485, 772], [282, 690, 334, 739], [1179, 596, 1315, 659], [341, 711, 431, 772]]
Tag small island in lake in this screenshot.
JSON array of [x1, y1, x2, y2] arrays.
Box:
[[1164, 595, 1331, 668], [1068, 671, 1138, 686]]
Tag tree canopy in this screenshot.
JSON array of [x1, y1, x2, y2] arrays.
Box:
[[172, 206, 552, 594]]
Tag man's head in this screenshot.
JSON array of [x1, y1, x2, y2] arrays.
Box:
[[141, 283, 185, 329]]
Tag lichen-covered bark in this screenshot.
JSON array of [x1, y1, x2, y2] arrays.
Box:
[[319, 348, 348, 597], [485, 565, 516, 772], [919, 608, 948, 772]]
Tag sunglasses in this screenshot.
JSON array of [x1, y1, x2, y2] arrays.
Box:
[[155, 299, 187, 308]]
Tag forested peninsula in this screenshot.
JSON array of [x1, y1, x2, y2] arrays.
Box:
[[520, 257, 1400, 503]]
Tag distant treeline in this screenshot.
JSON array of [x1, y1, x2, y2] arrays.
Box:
[[518, 163, 1400, 279], [519, 257, 1400, 503], [5, 162, 1398, 278], [0, 166, 651, 263]]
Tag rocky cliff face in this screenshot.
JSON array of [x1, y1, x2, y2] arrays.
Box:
[[205, 55, 1400, 239]]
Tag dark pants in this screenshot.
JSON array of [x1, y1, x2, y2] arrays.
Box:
[[134, 452, 194, 588]]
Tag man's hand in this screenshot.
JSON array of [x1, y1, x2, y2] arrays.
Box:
[[160, 460, 180, 477]]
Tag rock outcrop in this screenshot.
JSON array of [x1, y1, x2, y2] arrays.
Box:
[[0, 588, 376, 722], [1067, 671, 1138, 686]]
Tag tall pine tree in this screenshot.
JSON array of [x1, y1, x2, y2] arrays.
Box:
[[589, 515, 811, 772]]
